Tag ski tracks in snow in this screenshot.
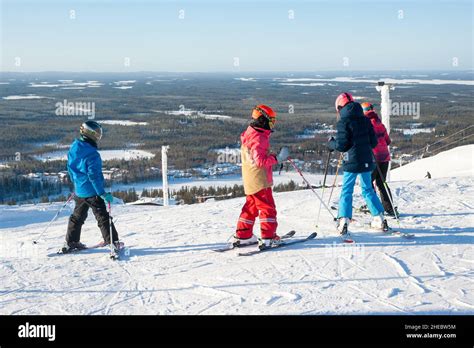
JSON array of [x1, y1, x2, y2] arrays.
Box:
[[1, 176, 473, 314], [380, 253, 429, 294]]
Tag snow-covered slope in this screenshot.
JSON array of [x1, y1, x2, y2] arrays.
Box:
[[391, 144, 473, 181], [0, 175, 473, 315]]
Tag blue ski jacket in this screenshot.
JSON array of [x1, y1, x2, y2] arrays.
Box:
[[67, 138, 105, 198]]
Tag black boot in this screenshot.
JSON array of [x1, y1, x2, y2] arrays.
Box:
[[59, 241, 87, 254]]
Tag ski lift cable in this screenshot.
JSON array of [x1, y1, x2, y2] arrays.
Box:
[[404, 124, 474, 157]]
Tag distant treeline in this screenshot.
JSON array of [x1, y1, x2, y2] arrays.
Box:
[[0, 175, 64, 204], [110, 180, 303, 205]]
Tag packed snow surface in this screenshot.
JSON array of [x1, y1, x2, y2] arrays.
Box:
[[391, 144, 473, 181], [0, 175, 472, 314]]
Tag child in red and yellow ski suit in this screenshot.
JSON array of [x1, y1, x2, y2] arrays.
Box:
[[234, 105, 289, 249]]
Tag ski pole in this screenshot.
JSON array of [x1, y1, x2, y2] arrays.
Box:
[[372, 154, 401, 229], [327, 153, 343, 207], [108, 171, 115, 253], [315, 151, 332, 228], [33, 193, 75, 244], [108, 201, 114, 254], [287, 157, 336, 220]]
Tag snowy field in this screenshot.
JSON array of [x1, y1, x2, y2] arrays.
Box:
[[33, 149, 155, 162], [2, 94, 49, 100], [0, 175, 472, 315]]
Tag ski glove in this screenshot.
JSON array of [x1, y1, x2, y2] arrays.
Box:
[[276, 146, 290, 163], [327, 136, 336, 152], [100, 192, 114, 203]]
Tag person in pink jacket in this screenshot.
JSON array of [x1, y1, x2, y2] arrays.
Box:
[[361, 102, 398, 217], [233, 105, 290, 250]]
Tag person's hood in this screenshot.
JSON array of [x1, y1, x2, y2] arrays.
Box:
[[339, 102, 364, 120]]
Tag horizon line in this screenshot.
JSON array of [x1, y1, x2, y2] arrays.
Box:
[[1, 69, 473, 74]]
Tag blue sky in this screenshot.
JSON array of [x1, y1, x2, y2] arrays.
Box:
[[1, 0, 472, 72]]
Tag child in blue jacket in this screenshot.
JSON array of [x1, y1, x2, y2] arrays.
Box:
[[62, 121, 119, 253], [328, 93, 389, 235]]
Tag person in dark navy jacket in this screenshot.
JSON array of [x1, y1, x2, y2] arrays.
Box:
[[328, 93, 389, 235], [62, 121, 119, 253]]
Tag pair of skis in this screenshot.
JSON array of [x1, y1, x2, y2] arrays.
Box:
[[340, 226, 414, 240], [329, 206, 414, 240], [52, 241, 125, 260], [213, 230, 317, 256]]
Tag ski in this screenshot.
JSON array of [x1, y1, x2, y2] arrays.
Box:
[[355, 207, 406, 219], [335, 219, 355, 243], [368, 225, 415, 239], [50, 241, 124, 257], [213, 230, 296, 252], [382, 229, 415, 239], [340, 233, 355, 243], [238, 232, 317, 256]]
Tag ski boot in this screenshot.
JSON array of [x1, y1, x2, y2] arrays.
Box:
[[59, 241, 87, 254], [371, 214, 389, 232], [232, 234, 258, 248], [337, 217, 350, 236], [258, 235, 281, 250]]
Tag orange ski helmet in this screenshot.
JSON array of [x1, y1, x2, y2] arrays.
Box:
[[252, 104, 277, 128], [361, 102, 375, 115]]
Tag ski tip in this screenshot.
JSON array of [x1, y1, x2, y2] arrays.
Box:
[[212, 248, 232, 253], [308, 232, 317, 239]]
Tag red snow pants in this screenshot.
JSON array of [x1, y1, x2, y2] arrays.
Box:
[[236, 187, 278, 239]]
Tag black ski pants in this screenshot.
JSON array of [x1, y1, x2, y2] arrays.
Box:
[[66, 195, 118, 244], [371, 161, 395, 213]]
